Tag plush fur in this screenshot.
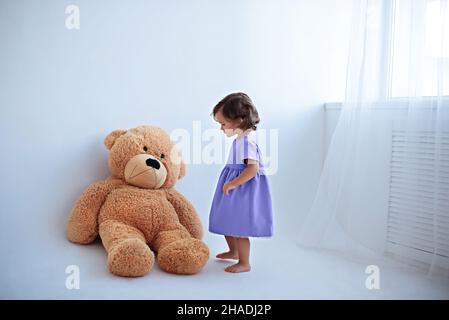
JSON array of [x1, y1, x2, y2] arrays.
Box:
[[67, 126, 209, 277]]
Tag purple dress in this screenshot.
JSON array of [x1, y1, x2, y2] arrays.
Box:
[[209, 131, 274, 237]]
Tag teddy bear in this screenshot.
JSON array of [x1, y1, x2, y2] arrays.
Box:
[[66, 125, 209, 277]]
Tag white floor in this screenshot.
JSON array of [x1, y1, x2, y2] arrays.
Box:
[[1, 230, 448, 299]]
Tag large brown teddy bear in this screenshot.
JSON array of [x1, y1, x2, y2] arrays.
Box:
[[67, 125, 209, 277]]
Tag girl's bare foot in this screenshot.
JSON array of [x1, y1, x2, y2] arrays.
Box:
[[224, 262, 251, 273], [216, 251, 239, 260]]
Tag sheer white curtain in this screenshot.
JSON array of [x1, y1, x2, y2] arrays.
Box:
[[299, 0, 449, 278]]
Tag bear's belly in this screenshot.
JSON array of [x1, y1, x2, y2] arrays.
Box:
[[98, 187, 175, 228]]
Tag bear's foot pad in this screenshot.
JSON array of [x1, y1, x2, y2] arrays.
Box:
[[108, 239, 154, 277], [157, 238, 209, 275]]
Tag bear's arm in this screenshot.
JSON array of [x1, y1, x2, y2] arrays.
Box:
[[67, 178, 124, 244], [165, 188, 203, 240]]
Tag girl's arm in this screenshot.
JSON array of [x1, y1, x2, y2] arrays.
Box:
[[223, 159, 259, 195]]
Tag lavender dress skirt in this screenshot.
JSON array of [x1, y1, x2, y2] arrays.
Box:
[[209, 139, 274, 237]]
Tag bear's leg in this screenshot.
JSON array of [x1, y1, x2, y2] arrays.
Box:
[[99, 220, 154, 277], [152, 223, 209, 275]]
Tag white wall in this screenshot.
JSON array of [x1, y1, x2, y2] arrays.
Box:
[[0, 0, 352, 277]]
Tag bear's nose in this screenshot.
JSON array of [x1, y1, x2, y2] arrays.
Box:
[[145, 158, 161, 170]]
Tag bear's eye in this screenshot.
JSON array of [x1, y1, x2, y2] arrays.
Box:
[[160, 153, 165, 159], [143, 146, 148, 152]]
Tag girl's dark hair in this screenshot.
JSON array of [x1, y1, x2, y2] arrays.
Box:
[[212, 92, 260, 130]]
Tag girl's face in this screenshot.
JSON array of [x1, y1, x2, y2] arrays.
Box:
[[214, 109, 242, 137]]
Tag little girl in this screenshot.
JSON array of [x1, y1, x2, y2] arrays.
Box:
[[209, 92, 274, 273]]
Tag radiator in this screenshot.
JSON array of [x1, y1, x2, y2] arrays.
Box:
[[387, 121, 449, 261]]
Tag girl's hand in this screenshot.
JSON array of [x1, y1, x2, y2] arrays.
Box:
[[223, 181, 237, 195], [222, 162, 258, 196]]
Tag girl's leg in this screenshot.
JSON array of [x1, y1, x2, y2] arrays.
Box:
[[225, 237, 251, 273], [216, 236, 239, 260]]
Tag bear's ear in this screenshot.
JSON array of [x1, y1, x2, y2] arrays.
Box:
[[104, 129, 127, 150], [178, 160, 186, 179]]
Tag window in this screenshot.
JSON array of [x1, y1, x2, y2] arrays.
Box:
[[390, 0, 449, 97]]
